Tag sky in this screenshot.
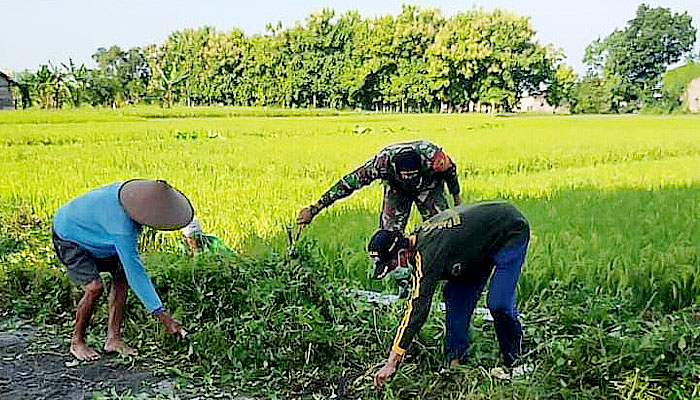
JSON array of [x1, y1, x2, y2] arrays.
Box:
[[1, 0, 699, 75]]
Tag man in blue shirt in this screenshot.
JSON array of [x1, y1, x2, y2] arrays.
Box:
[[52, 179, 194, 361]]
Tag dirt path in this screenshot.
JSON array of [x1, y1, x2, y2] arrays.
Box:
[[0, 321, 174, 400]]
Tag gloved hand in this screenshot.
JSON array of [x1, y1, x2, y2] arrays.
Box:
[[393, 267, 411, 299]]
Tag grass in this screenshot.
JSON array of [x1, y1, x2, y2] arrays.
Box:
[[0, 107, 699, 398]]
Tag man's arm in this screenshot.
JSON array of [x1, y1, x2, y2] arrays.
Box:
[[442, 160, 461, 206], [298, 158, 381, 225], [444, 161, 460, 202], [114, 236, 163, 313], [431, 151, 460, 200], [374, 250, 437, 388], [390, 251, 436, 355], [114, 236, 186, 337]]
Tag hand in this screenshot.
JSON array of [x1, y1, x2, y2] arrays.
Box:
[[157, 312, 188, 338], [297, 206, 316, 226], [374, 351, 401, 388], [374, 362, 396, 388], [453, 194, 462, 206]]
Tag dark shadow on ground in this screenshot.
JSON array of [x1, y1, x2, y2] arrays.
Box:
[[0, 320, 172, 400]]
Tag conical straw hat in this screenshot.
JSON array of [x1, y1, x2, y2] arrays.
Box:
[[118, 179, 194, 230]]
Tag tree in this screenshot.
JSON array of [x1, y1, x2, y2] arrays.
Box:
[[150, 62, 189, 108], [584, 4, 696, 108], [202, 29, 247, 104], [662, 61, 700, 109], [61, 59, 88, 107], [547, 64, 578, 108], [31, 63, 69, 109], [386, 6, 444, 112], [152, 28, 214, 106], [343, 14, 397, 110], [572, 75, 625, 114], [240, 30, 287, 106], [427, 10, 555, 112], [90, 45, 150, 106]]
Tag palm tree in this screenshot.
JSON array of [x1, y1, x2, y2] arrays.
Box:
[[62, 59, 88, 107], [152, 62, 189, 108], [33, 63, 69, 108]]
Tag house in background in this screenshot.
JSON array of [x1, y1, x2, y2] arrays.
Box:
[[515, 94, 556, 113], [682, 77, 700, 113], [0, 71, 15, 109]]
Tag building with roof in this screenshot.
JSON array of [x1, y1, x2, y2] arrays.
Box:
[[682, 77, 700, 113], [515, 95, 556, 113], [0, 71, 15, 109]]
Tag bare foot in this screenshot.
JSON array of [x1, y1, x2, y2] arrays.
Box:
[[449, 359, 460, 368], [70, 342, 100, 361], [103, 338, 138, 356]]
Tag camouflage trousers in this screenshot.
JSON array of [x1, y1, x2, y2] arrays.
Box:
[[380, 181, 450, 232]]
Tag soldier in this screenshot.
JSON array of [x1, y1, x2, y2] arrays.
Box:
[[297, 140, 461, 232], [52, 180, 192, 361], [367, 200, 530, 387]]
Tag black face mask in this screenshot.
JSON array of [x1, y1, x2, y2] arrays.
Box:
[[394, 150, 422, 189], [397, 170, 422, 189]]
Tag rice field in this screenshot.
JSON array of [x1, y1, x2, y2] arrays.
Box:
[[2, 108, 699, 287], [0, 107, 699, 398]]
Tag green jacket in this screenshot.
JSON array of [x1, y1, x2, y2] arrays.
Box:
[[182, 234, 234, 255], [391, 201, 529, 356]]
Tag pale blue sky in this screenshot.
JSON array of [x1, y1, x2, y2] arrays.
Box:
[[1, 0, 698, 74]]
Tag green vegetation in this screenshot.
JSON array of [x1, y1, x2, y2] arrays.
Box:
[[11, 5, 562, 113], [9, 4, 698, 114], [663, 61, 700, 109], [1, 108, 699, 398], [580, 4, 697, 113]]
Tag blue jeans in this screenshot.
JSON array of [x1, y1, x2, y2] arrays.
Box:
[[444, 233, 529, 366]]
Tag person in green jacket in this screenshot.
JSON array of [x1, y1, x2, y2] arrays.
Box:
[[368, 200, 530, 387], [181, 218, 233, 255]]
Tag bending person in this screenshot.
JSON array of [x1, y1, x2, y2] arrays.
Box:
[[367, 200, 530, 387], [52, 179, 192, 361], [298, 140, 461, 232], [181, 218, 233, 255]]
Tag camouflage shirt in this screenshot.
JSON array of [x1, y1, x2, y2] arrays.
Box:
[[314, 140, 460, 211]]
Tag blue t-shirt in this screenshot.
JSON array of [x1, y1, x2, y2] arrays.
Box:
[[53, 181, 163, 314]]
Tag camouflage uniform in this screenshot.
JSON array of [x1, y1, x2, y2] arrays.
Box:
[[313, 140, 460, 232]]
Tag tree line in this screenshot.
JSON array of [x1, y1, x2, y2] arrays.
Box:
[[579, 4, 697, 113], [9, 4, 698, 113]]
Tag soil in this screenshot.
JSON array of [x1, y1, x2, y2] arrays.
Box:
[[0, 322, 174, 400]]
